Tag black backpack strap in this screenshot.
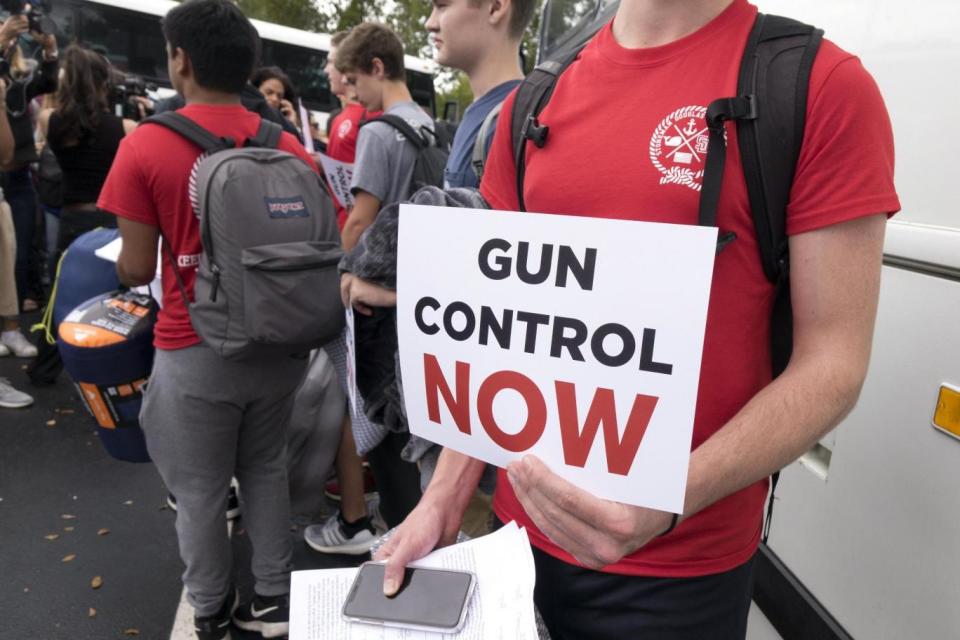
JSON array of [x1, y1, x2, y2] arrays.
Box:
[[141, 112, 234, 153], [364, 114, 429, 150], [246, 118, 284, 149], [734, 13, 823, 544], [510, 46, 584, 211]]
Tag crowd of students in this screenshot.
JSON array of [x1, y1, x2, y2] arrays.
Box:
[[1, 0, 901, 638]]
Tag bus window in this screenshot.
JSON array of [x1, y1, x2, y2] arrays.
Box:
[[406, 70, 436, 117], [78, 3, 166, 82], [542, 0, 600, 56], [261, 40, 336, 112]]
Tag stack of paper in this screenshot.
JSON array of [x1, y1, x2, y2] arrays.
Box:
[[289, 521, 539, 639]]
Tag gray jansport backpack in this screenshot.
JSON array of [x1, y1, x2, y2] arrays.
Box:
[[144, 112, 345, 360]]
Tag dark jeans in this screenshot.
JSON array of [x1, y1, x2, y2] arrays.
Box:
[[364, 431, 422, 529], [5, 169, 38, 308], [532, 546, 755, 640]]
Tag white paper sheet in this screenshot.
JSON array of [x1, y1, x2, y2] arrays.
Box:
[[290, 522, 538, 640], [345, 307, 359, 419], [317, 152, 355, 208], [92, 236, 163, 303]]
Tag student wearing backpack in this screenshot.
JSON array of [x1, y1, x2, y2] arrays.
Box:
[[97, 2, 331, 638], [336, 22, 439, 251], [375, 1, 900, 637], [426, 0, 535, 188]]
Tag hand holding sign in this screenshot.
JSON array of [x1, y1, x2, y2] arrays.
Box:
[[506, 454, 674, 569]]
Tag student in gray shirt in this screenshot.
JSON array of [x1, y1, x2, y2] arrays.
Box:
[[335, 23, 434, 252]]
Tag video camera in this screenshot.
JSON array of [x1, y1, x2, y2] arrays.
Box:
[[0, 0, 49, 34], [109, 73, 156, 121]]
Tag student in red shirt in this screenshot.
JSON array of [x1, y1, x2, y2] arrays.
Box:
[[375, 0, 900, 637], [97, 2, 323, 638]]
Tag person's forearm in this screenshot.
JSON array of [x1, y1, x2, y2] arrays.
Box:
[[683, 347, 866, 519], [341, 217, 369, 252], [421, 449, 487, 531], [0, 115, 13, 166]]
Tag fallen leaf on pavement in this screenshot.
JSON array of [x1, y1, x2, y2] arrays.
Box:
[[46, 420, 56, 427], [123, 500, 133, 506], [61, 514, 77, 520], [57, 409, 75, 415], [97, 528, 109, 536], [44, 534, 60, 541], [123, 629, 139, 636], [23, 587, 29, 593], [63, 526, 74, 532], [62, 554, 76, 563], [88, 608, 96, 618], [91, 576, 102, 589]]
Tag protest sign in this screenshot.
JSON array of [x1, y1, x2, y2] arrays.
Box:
[[344, 307, 359, 419], [397, 205, 716, 513], [317, 153, 355, 208]]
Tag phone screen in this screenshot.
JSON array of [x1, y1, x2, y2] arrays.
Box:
[[343, 563, 474, 629]]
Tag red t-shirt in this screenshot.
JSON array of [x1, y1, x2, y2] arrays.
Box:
[[327, 102, 378, 229], [480, 0, 900, 577], [98, 103, 321, 351]]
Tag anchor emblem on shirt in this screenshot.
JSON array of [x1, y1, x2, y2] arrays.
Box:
[[682, 119, 699, 136]]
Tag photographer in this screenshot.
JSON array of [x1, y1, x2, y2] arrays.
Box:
[[0, 9, 56, 313], [37, 46, 134, 259]]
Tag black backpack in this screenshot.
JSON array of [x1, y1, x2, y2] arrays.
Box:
[[362, 114, 451, 197], [511, 13, 823, 540]]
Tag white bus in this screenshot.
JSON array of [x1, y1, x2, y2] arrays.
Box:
[[37, 0, 438, 121]]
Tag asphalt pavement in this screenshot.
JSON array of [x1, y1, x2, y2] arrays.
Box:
[[0, 332, 360, 640]]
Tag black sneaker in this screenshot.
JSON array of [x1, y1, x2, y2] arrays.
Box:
[[232, 592, 289, 638], [194, 589, 237, 640]]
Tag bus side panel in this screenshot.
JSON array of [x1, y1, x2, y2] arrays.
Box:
[[767, 254, 960, 640]]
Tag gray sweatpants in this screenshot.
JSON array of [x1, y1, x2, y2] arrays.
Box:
[[141, 344, 308, 616]]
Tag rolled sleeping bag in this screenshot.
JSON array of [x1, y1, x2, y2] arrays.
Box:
[[58, 290, 158, 463]]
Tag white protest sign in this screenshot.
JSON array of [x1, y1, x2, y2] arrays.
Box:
[[397, 205, 717, 513], [344, 307, 359, 419], [298, 100, 315, 153], [317, 153, 355, 208]]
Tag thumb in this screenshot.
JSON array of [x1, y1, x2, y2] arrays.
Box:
[[382, 545, 413, 597]]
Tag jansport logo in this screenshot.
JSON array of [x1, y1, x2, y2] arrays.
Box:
[[265, 196, 311, 219]]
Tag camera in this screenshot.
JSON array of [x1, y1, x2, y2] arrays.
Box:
[[109, 73, 155, 121], [0, 0, 49, 34]]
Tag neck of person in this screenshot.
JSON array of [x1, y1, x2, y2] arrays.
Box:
[[464, 43, 524, 100], [381, 81, 414, 112], [613, 0, 734, 48], [183, 84, 243, 107]]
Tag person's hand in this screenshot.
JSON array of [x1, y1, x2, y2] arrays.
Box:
[[506, 455, 676, 569], [32, 30, 56, 54], [347, 276, 396, 316], [340, 273, 353, 309], [374, 496, 461, 596], [279, 99, 297, 125], [0, 14, 29, 49], [133, 96, 153, 119]]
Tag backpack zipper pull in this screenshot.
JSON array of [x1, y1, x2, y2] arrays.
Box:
[[210, 263, 221, 302]]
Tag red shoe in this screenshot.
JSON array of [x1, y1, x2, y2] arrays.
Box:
[[324, 465, 378, 502]]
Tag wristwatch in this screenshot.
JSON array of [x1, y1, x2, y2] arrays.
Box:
[[42, 48, 58, 62]]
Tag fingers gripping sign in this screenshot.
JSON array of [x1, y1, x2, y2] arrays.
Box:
[[506, 455, 676, 569]]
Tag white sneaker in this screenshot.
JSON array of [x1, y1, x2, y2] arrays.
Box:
[[304, 511, 377, 555], [0, 378, 33, 408], [0, 342, 9, 357], [0, 331, 38, 358]]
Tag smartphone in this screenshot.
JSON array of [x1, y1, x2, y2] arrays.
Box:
[[342, 561, 476, 633]]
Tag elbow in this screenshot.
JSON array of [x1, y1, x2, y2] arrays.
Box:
[[117, 262, 155, 287]]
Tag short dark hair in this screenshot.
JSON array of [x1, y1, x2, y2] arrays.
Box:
[[162, 0, 261, 94], [334, 22, 405, 81], [251, 66, 297, 103]]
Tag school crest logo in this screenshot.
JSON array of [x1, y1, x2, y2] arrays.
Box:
[[337, 119, 353, 139], [649, 105, 710, 192]]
